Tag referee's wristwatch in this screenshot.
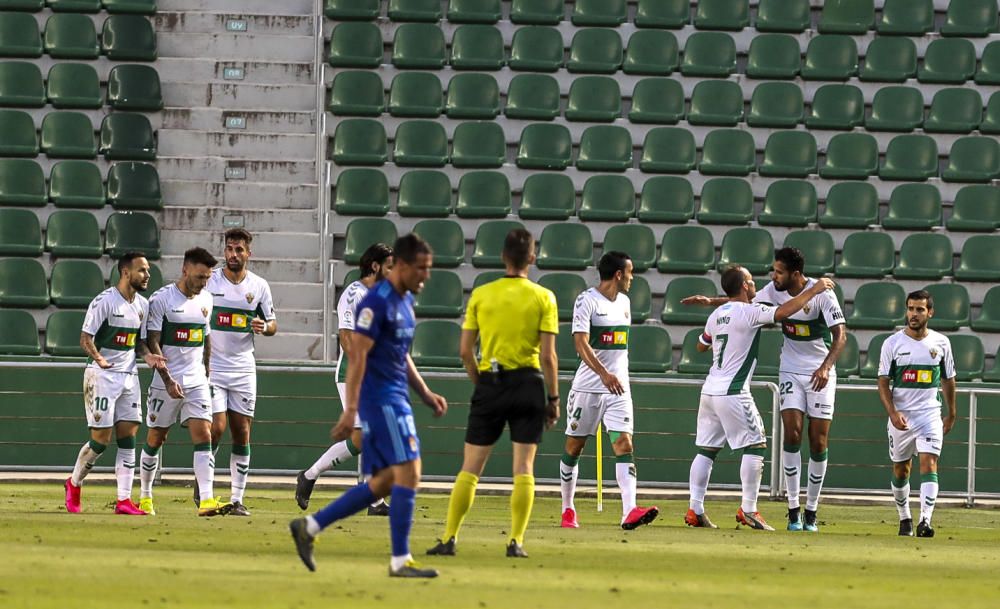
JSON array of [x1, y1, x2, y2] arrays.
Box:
[[547, 394, 560, 403]]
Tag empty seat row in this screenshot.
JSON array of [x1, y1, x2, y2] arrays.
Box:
[[0, 209, 159, 260], [0, 258, 163, 311], [0, 110, 156, 160], [0, 159, 161, 209], [0, 62, 163, 110], [0, 13, 156, 60], [0, 1, 156, 14]]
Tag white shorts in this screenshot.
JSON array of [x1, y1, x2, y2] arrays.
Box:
[[83, 368, 141, 428], [146, 384, 213, 428], [337, 381, 362, 429], [696, 393, 767, 451], [778, 371, 836, 420], [565, 391, 634, 436], [210, 370, 257, 417], [888, 410, 944, 462]]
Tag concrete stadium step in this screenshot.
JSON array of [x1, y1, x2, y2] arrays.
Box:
[[254, 332, 324, 361], [163, 82, 316, 111], [159, 0, 315, 15], [162, 180, 318, 210], [269, 282, 323, 310], [270, 309, 323, 334], [160, 255, 322, 283], [158, 130, 317, 160], [162, 206, 318, 233], [158, 58, 315, 85], [163, 230, 319, 259], [162, 108, 315, 133], [158, 32, 315, 62], [157, 157, 316, 183], [154, 12, 315, 36]]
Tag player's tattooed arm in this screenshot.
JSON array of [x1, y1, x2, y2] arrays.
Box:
[[145, 331, 183, 399], [941, 376, 957, 435], [135, 338, 166, 370], [203, 334, 211, 377], [80, 332, 111, 369]]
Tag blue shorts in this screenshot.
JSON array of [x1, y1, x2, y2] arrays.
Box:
[[358, 400, 421, 476]]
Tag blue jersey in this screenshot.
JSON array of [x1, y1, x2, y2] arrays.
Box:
[[352, 279, 415, 408]]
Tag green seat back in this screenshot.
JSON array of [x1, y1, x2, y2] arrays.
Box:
[[412, 219, 465, 268], [946, 185, 1000, 232], [0, 208, 42, 255], [50, 160, 105, 209], [657, 225, 714, 273], [662, 276, 717, 324], [836, 333, 859, 377], [105, 211, 159, 258], [745, 33, 801, 79], [447, 0, 501, 23], [445, 73, 499, 119], [449, 25, 504, 70], [629, 325, 672, 374], [694, 0, 749, 30], [107, 64, 163, 111], [697, 177, 753, 225], [0, 309, 41, 355], [942, 137, 1000, 183], [572, 0, 626, 26], [505, 73, 560, 120], [46, 209, 102, 258], [759, 131, 817, 178], [602, 224, 655, 272], [680, 32, 736, 76], [579, 175, 634, 222], [388, 0, 441, 21], [565, 76, 621, 122], [859, 36, 915, 82], [44, 13, 98, 59], [50, 259, 104, 307], [537, 224, 593, 271], [678, 328, 713, 375], [567, 28, 623, 74], [45, 311, 87, 356], [924, 284, 970, 331], [391, 23, 446, 69], [519, 173, 575, 220], [718, 228, 774, 275], [918, 39, 975, 83], [628, 275, 652, 323], [894, 233, 952, 280], [635, 0, 688, 29], [103, 0, 158, 15], [41, 111, 97, 159], [510, 0, 562, 25], [924, 88, 983, 134], [333, 168, 389, 216], [801, 35, 858, 80], [836, 232, 894, 278], [879, 135, 939, 181], [393, 120, 448, 167], [472, 220, 523, 268], [950, 335, 984, 382], [0, 61, 43, 107], [688, 80, 743, 126], [783, 229, 834, 275], [940, 0, 998, 36], [976, 40, 1000, 84], [342, 218, 397, 265], [629, 77, 684, 124], [759, 180, 817, 227], [0, 159, 46, 207], [971, 286, 1000, 331], [818, 181, 878, 228], [517, 123, 572, 170], [806, 84, 864, 129], [48, 0, 101, 11], [329, 71, 384, 116], [413, 271, 463, 318], [331, 118, 387, 165], [328, 22, 382, 68], [747, 82, 803, 128], [106, 161, 161, 210], [0, 109, 38, 157], [639, 127, 696, 173], [955, 236, 1000, 282], [698, 129, 756, 176], [866, 86, 924, 132], [0, 258, 48, 307], [820, 132, 878, 179], [46, 63, 101, 109], [397, 170, 451, 217], [882, 183, 941, 230], [877, 0, 933, 35], [509, 26, 563, 72], [848, 283, 906, 329], [99, 113, 155, 161], [556, 322, 578, 371], [755, 0, 809, 32], [819, 0, 874, 34], [859, 333, 892, 378], [456, 171, 510, 218], [623, 30, 678, 75], [0, 12, 42, 57], [101, 14, 157, 60], [577, 125, 632, 172], [638, 176, 694, 223], [451, 122, 505, 168], [537, 273, 588, 321]]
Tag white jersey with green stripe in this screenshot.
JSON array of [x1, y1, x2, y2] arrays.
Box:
[[878, 329, 956, 414], [82, 287, 148, 374], [147, 283, 213, 388], [754, 278, 845, 374], [335, 280, 368, 383], [206, 268, 276, 373], [700, 301, 778, 396], [570, 287, 631, 393]]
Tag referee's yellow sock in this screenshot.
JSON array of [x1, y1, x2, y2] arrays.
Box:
[[443, 470, 479, 541], [510, 474, 535, 545]]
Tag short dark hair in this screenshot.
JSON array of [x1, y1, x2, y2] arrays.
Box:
[[720, 265, 748, 297], [359, 242, 393, 278], [503, 228, 534, 270], [224, 228, 253, 245], [598, 251, 631, 281], [393, 233, 432, 264], [774, 247, 804, 275], [117, 251, 147, 274], [907, 289, 934, 310], [183, 247, 218, 268]]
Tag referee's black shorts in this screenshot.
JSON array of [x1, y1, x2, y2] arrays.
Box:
[[465, 368, 546, 446]]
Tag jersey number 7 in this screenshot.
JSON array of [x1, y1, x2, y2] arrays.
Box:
[[716, 334, 729, 368]]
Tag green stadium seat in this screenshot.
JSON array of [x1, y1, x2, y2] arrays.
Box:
[[629, 326, 671, 374], [758, 180, 817, 227], [946, 185, 1000, 232], [696, 177, 753, 225], [342, 218, 397, 265], [579, 175, 634, 222], [882, 183, 941, 230], [517, 123, 572, 170], [638, 176, 694, 223], [101, 15, 156, 61], [879, 135, 939, 182], [45, 63, 100, 109], [745, 34, 800, 79], [951, 335, 985, 381], [332, 168, 389, 216], [0, 309, 40, 355], [49, 160, 104, 209], [0, 159, 45, 206], [387, 0, 440, 21], [801, 35, 858, 80], [46, 210, 102, 258], [819, 0, 874, 34], [44, 14, 98, 59], [629, 78, 684, 124], [45, 310, 86, 356], [819, 133, 877, 179], [687, 80, 743, 126], [759, 131, 817, 178], [602, 224, 655, 272], [0, 12, 42, 57], [48, 0, 100, 11], [805, 84, 864, 130], [848, 283, 906, 329], [678, 328, 714, 375], [877, 0, 933, 35], [0, 110, 38, 157], [662, 276, 717, 324], [330, 119, 386, 165], [537, 273, 587, 321], [388, 73, 443, 117], [628, 275, 652, 323], [565, 76, 621, 122], [865, 86, 925, 132], [0, 208, 42, 255], [894, 233, 952, 280], [859, 333, 892, 378], [50, 259, 103, 308], [941, 0, 998, 36], [392, 23, 446, 69], [639, 127, 696, 173], [413, 271, 464, 318], [536, 224, 593, 270], [681, 32, 736, 77], [718, 228, 773, 275], [567, 28, 623, 74], [576, 125, 632, 172], [445, 73, 499, 119], [572, 0, 626, 26], [451, 122, 505, 168], [747, 82, 803, 128], [324, 0, 379, 19], [918, 39, 975, 83], [835, 333, 859, 378], [471, 270, 505, 290], [623, 30, 678, 75], [924, 284, 970, 331], [0, 61, 43, 107], [106, 162, 160, 211], [456, 171, 510, 218], [412, 219, 464, 268], [449, 24, 504, 70], [694, 0, 749, 30], [657, 225, 715, 273], [986, 352, 1000, 382], [698, 129, 756, 176], [471, 220, 522, 268], [972, 286, 1000, 331], [106, 64, 162, 111], [508, 26, 563, 72], [341, 268, 362, 289], [783, 229, 834, 275], [448, 0, 501, 23], [328, 22, 381, 68], [510, 0, 562, 25], [859, 36, 915, 82], [393, 120, 448, 167], [0, 259, 47, 307], [99, 113, 156, 161], [976, 41, 1000, 84], [396, 170, 451, 217], [410, 320, 463, 368], [106, 212, 159, 259], [101, 0, 157, 14], [518, 173, 574, 220], [556, 322, 578, 372], [635, 0, 687, 28], [40, 112, 96, 159], [954, 235, 1000, 281], [755, 0, 809, 32], [836, 232, 894, 278], [977, 92, 1000, 133], [923, 89, 982, 134], [0, 0, 43, 9], [329, 71, 384, 117], [754, 330, 784, 377], [505, 73, 559, 120], [942, 137, 1000, 183]]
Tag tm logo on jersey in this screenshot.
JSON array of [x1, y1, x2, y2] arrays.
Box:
[[113, 332, 137, 347], [599, 331, 627, 346], [902, 369, 933, 384], [216, 311, 248, 329], [784, 322, 811, 337], [174, 328, 204, 343]]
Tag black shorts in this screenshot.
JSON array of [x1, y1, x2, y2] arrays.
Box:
[[465, 368, 546, 446]]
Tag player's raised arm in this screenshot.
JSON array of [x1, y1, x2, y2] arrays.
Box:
[[773, 277, 835, 322], [681, 295, 727, 307]]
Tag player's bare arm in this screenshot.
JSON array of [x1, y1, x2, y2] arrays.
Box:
[[337, 331, 373, 441], [458, 328, 480, 386], [539, 332, 560, 430], [773, 278, 835, 322], [941, 376, 957, 435], [695, 333, 711, 353], [811, 323, 847, 391], [405, 354, 447, 417], [145, 331, 184, 399], [134, 338, 166, 370], [80, 332, 111, 369], [877, 376, 908, 431], [203, 334, 211, 377], [681, 295, 727, 307], [573, 332, 624, 395], [252, 317, 277, 336]]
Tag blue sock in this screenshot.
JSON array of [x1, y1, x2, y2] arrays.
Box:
[[312, 482, 377, 530], [389, 485, 417, 558]]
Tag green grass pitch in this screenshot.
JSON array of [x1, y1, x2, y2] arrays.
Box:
[[1, 483, 999, 609]]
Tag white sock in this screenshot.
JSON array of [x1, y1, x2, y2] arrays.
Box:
[[390, 553, 413, 571], [688, 453, 714, 514], [115, 447, 136, 501], [71, 441, 104, 486], [305, 515, 321, 537], [139, 447, 159, 499], [805, 455, 828, 512], [892, 478, 911, 520], [193, 448, 215, 502], [920, 476, 939, 523], [230, 448, 250, 503], [305, 440, 356, 480], [559, 454, 579, 511], [782, 448, 801, 510], [616, 459, 637, 518], [740, 453, 765, 514]]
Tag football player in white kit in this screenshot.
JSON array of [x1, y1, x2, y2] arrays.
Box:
[[205, 228, 277, 516], [684, 266, 834, 530], [295, 243, 393, 515], [558, 251, 659, 530], [65, 253, 165, 515], [138, 247, 230, 517], [878, 290, 957, 538]]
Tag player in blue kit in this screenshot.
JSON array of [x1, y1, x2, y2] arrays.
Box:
[[289, 233, 448, 578]]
